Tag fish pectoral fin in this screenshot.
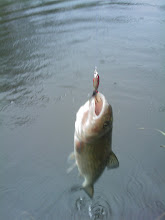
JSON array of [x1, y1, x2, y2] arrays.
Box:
[[67, 162, 77, 174], [67, 151, 75, 162], [83, 185, 94, 199], [107, 151, 119, 169]]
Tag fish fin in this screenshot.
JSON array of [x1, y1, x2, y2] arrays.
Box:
[[160, 145, 165, 148], [67, 162, 77, 174], [83, 185, 94, 199], [107, 151, 119, 169], [67, 152, 75, 162]]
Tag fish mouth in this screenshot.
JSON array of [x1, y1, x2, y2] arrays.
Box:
[[95, 93, 103, 116]]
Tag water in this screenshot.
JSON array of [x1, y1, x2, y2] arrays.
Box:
[[0, 0, 165, 219]]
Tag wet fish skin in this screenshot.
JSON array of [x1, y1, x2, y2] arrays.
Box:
[[71, 92, 119, 198]]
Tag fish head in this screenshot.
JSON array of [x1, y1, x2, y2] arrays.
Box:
[[75, 92, 113, 142]]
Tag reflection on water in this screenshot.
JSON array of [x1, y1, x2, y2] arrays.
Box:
[[0, 0, 165, 219], [0, 0, 165, 128], [0, 0, 51, 127]]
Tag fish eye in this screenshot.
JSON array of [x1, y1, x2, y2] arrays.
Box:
[[103, 121, 110, 129]]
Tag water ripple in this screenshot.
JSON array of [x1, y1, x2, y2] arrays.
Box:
[[88, 196, 112, 220], [16, 211, 35, 220], [0, 0, 157, 25], [71, 193, 112, 220], [125, 164, 165, 219]]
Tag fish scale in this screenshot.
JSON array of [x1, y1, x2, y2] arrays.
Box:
[[69, 75, 119, 198]]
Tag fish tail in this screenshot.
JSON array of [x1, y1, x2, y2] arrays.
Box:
[[83, 183, 94, 198]]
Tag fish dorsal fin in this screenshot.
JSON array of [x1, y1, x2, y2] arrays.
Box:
[[107, 151, 119, 169], [83, 185, 94, 198]]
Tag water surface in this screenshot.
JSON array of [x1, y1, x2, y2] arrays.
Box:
[[0, 0, 165, 219]]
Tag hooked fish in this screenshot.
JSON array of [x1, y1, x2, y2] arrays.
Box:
[[68, 69, 119, 198]]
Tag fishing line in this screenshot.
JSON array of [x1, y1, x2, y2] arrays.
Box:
[[95, 5, 100, 71]]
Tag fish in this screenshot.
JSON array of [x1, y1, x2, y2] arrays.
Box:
[[68, 91, 119, 198]]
